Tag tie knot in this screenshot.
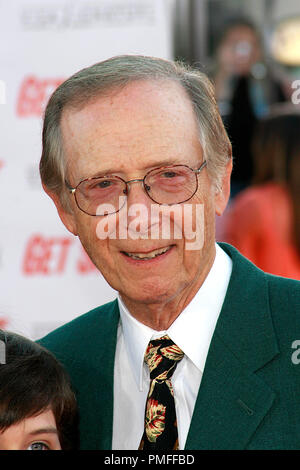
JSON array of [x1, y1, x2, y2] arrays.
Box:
[[144, 335, 184, 381]]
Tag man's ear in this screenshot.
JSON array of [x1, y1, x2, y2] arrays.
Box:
[[43, 184, 78, 236], [214, 158, 232, 216]]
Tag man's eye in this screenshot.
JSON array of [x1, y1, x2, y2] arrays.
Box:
[[87, 179, 116, 191], [162, 171, 177, 178], [97, 180, 113, 188], [27, 441, 50, 450]]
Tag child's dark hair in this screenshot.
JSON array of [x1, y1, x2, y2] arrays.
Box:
[[0, 330, 79, 450]]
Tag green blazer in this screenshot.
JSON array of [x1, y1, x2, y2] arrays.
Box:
[[39, 243, 300, 449]]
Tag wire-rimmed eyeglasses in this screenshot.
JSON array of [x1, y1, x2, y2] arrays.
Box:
[[65, 160, 207, 216]]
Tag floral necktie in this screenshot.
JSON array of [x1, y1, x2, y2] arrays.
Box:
[[139, 335, 184, 450]]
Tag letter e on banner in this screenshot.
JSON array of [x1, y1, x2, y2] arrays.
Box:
[[22, 234, 72, 274]]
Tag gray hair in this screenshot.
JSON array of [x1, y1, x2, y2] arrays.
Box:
[[40, 55, 232, 211]]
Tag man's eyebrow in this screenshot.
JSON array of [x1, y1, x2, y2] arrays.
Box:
[[143, 159, 185, 170], [85, 159, 186, 179], [28, 427, 58, 436]]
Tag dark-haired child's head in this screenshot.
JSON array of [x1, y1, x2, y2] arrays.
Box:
[[0, 330, 78, 450]]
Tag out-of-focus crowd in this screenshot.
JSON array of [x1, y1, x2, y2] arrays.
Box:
[[213, 18, 300, 280]]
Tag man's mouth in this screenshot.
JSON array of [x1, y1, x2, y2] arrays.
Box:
[[122, 245, 173, 260]]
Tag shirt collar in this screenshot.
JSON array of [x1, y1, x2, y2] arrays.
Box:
[[117, 243, 232, 390]]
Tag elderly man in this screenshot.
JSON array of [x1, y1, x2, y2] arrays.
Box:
[[39, 55, 300, 450]]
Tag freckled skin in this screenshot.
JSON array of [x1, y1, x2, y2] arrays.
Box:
[[47, 80, 231, 330]]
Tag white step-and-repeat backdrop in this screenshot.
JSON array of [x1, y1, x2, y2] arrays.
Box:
[[0, 0, 175, 339]]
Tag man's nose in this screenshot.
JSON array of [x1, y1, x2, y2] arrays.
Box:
[[125, 179, 151, 204], [125, 179, 154, 210], [124, 179, 158, 235]]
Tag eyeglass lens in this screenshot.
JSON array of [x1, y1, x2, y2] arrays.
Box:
[[75, 165, 198, 216]]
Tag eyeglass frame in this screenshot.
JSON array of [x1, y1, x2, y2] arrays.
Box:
[[65, 159, 207, 216]]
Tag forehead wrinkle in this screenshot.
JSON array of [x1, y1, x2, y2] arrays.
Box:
[[61, 80, 202, 182], [62, 79, 196, 146], [63, 121, 187, 182]]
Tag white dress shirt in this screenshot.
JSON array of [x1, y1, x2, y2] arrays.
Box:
[[112, 244, 232, 450]]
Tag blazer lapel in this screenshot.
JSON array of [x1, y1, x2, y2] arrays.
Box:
[[69, 300, 120, 450], [185, 243, 279, 449]]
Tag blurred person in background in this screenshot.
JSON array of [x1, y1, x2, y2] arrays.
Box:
[[213, 17, 287, 196], [222, 106, 300, 280], [0, 330, 78, 450]]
